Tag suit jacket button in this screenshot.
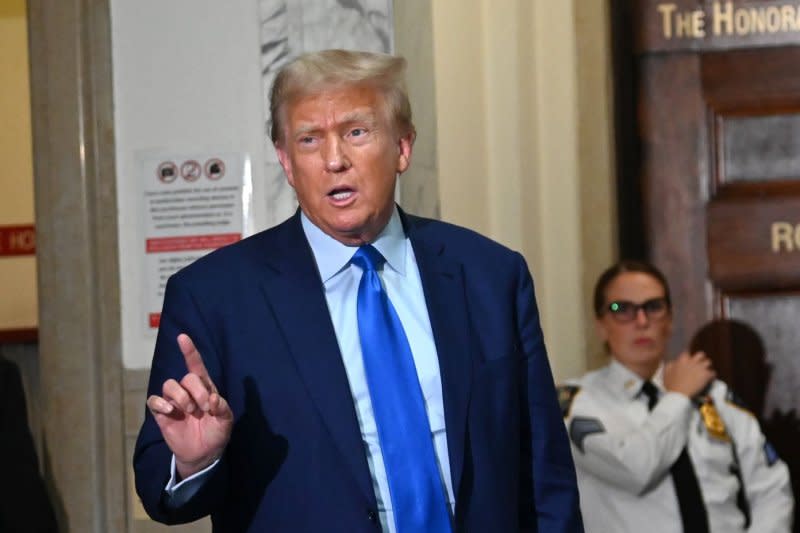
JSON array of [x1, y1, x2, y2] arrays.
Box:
[[367, 509, 379, 525]]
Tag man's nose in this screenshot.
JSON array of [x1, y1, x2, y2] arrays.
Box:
[[322, 136, 351, 172]]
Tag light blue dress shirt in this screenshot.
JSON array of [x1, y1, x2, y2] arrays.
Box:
[[166, 208, 455, 532]]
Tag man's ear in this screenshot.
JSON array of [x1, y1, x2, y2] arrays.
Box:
[[396, 131, 415, 174], [275, 143, 294, 187]]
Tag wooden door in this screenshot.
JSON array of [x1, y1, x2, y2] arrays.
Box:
[[630, 1, 800, 525]]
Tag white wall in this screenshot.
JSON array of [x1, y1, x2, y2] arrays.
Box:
[[111, 0, 268, 368]]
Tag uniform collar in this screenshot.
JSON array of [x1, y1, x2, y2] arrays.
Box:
[[607, 359, 666, 401], [300, 206, 407, 283]]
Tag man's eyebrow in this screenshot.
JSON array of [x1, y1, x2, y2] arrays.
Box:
[[292, 123, 320, 137], [291, 109, 377, 138], [337, 109, 377, 125]]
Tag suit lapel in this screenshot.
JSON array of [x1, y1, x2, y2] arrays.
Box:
[[257, 214, 375, 503], [405, 213, 473, 502]]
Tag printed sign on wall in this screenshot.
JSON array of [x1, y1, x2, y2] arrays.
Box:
[[140, 152, 251, 331]]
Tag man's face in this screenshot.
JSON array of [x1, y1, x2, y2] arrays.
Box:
[[595, 272, 673, 376], [275, 84, 414, 245]]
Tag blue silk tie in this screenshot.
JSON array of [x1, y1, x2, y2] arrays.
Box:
[[351, 245, 452, 533]]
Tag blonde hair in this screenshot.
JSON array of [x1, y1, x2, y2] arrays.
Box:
[[269, 49, 414, 144]]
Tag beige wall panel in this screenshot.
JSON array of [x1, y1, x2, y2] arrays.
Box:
[[431, 0, 490, 235], [0, 0, 37, 330], [574, 1, 618, 370], [427, 0, 616, 380]]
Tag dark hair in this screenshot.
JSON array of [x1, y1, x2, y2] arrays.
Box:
[[593, 260, 672, 317]]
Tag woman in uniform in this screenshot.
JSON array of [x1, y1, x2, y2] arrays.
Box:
[[559, 260, 793, 532]]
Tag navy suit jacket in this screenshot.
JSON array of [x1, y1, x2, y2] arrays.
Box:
[[134, 210, 582, 532]]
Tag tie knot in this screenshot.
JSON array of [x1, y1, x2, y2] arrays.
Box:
[[351, 244, 386, 272], [640, 380, 659, 410]]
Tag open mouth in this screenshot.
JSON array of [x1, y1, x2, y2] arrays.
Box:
[[328, 187, 355, 203]]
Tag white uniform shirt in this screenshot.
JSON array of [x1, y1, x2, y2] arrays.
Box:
[[561, 360, 793, 533]]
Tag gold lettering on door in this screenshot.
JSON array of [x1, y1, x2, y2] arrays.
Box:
[[658, 3, 706, 38], [771, 222, 800, 252], [657, 1, 800, 39]]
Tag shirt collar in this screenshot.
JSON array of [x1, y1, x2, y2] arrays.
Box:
[[607, 359, 666, 401], [300, 207, 407, 283]]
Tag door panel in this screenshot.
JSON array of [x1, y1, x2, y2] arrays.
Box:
[[727, 294, 800, 416], [632, 2, 800, 526], [722, 113, 800, 181]]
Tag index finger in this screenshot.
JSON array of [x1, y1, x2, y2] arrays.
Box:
[[177, 333, 217, 393]]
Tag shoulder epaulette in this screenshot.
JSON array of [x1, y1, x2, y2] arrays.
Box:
[[725, 389, 756, 417], [569, 417, 605, 453], [557, 384, 581, 418]]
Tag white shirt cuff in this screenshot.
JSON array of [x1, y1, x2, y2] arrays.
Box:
[[164, 454, 220, 507]]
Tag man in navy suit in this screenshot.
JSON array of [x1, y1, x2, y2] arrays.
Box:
[[134, 49, 582, 532]]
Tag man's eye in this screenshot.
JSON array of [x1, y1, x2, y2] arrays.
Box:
[[350, 128, 366, 137], [299, 136, 315, 144]]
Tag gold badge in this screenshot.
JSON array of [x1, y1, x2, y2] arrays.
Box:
[[699, 398, 731, 442]]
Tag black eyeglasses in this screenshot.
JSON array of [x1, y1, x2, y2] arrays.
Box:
[[604, 297, 669, 323]]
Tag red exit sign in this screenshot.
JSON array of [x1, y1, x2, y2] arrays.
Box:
[[0, 225, 36, 256]]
